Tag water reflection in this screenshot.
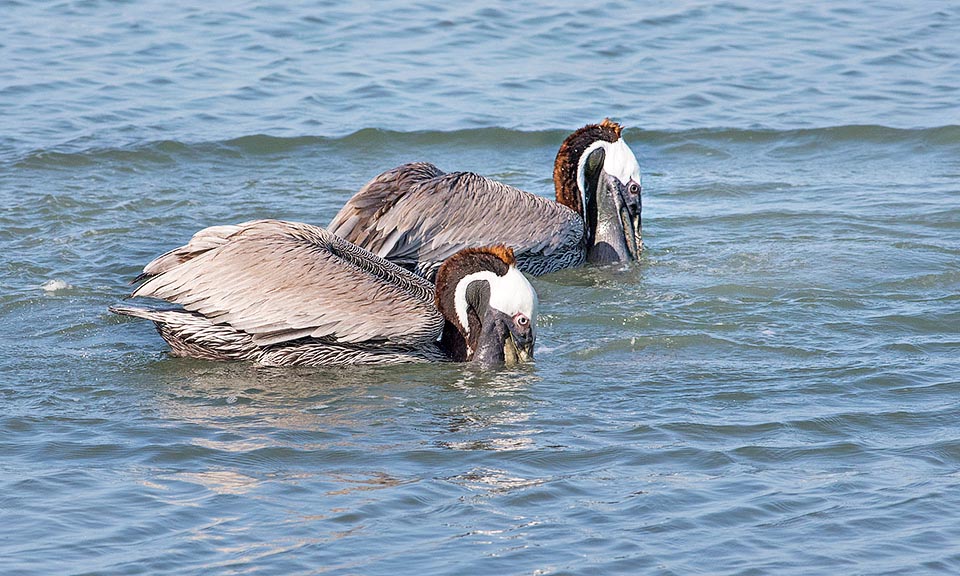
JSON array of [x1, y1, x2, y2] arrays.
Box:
[[127, 358, 549, 512], [324, 472, 411, 497], [448, 467, 546, 493], [166, 470, 260, 496], [429, 366, 543, 451], [147, 361, 416, 434], [139, 358, 546, 454]]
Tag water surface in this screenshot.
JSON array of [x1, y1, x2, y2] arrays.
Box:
[[2, 1, 959, 574]]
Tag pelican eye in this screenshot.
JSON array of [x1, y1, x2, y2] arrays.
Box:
[[515, 314, 529, 327], [628, 182, 641, 195]]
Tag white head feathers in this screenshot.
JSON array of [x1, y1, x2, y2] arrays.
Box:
[[576, 138, 642, 208], [453, 265, 538, 335]]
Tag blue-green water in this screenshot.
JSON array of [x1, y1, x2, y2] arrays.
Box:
[[2, 2, 959, 574]]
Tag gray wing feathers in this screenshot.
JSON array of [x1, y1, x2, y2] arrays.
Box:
[[132, 220, 442, 347], [328, 162, 445, 245], [137, 222, 249, 280], [329, 165, 584, 277]]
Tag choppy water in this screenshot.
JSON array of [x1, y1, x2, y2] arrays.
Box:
[[3, 1, 960, 575]]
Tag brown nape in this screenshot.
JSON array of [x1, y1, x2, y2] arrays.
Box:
[[434, 245, 514, 358], [553, 118, 623, 215], [481, 244, 516, 267]]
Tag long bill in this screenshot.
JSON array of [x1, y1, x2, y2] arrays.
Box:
[[503, 331, 534, 365], [587, 172, 642, 263]]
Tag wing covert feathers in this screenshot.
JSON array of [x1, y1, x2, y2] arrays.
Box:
[[131, 220, 443, 347], [329, 164, 584, 278]]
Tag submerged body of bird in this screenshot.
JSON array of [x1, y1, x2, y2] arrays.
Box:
[[112, 220, 537, 367], [328, 119, 643, 280]]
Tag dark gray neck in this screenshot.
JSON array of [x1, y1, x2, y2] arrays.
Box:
[[472, 308, 509, 365], [439, 321, 469, 362]]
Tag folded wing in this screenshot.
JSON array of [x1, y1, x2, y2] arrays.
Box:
[[328, 163, 584, 279], [131, 220, 443, 347]]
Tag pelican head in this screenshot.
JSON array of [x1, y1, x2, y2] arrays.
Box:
[[554, 119, 643, 264], [435, 245, 538, 366]]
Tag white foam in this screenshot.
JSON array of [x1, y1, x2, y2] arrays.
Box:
[[41, 279, 72, 292]]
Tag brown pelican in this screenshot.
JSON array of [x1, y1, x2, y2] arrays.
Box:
[[327, 119, 642, 280], [110, 220, 537, 367]]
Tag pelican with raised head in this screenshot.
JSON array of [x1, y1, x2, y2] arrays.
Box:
[[110, 220, 537, 367], [328, 119, 642, 280]]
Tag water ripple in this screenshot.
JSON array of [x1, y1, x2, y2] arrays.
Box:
[[2, 2, 960, 574]]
